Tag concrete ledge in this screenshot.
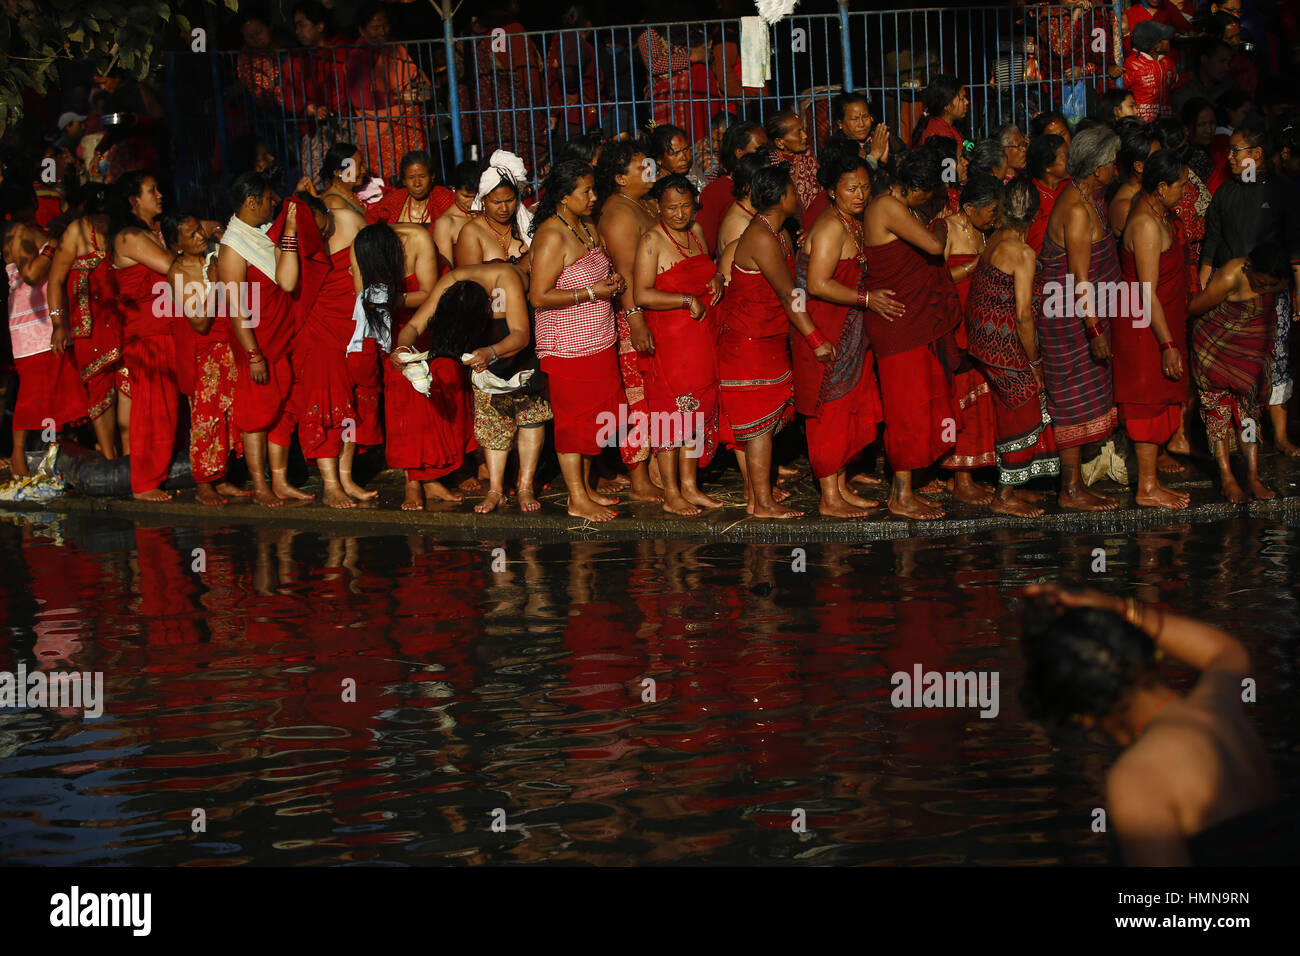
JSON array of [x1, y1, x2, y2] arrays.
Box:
[[6, 453, 1300, 542]]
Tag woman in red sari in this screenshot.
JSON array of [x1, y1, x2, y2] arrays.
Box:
[[347, 4, 430, 182], [1116, 149, 1193, 510], [46, 183, 123, 458], [797, 151, 904, 517], [632, 173, 725, 515], [719, 163, 828, 519], [966, 176, 1061, 516], [110, 172, 177, 500]]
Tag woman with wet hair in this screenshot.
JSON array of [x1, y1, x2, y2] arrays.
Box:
[[714, 150, 772, 280], [1025, 133, 1069, 253], [1115, 149, 1193, 511], [1022, 584, 1285, 866], [647, 123, 704, 193], [1188, 243, 1288, 503], [527, 159, 626, 522], [1037, 125, 1122, 511], [718, 162, 811, 519], [966, 175, 1061, 516], [911, 75, 968, 149], [1108, 121, 1157, 239]]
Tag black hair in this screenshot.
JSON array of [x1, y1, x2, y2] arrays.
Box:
[[355, 0, 389, 32], [159, 211, 200, 248], [923, 133, 958, 163], [77, 182, 113, 218], [1152, 118, 1185, 151], [650, 172, 698, 204], [1073, 117, 1103, 135], [1027, 133, 1067, 180], [711, 110, 735, 133], [594, 138, 645, 202], [1197, 35, 1233, 67], [1117, 123, 1157, 180], [1029, 110, 1069, 139], [1216, 88, 1253, 127], [1141, 148, 1187, 194], [108, 170, 156, 243], [647, 124, 688, 162], [1097, 88, 1135, 125], [294, 191, 328, 218], [1180, 96, 1217, 130], [720, 120, 763, 175], [555, 131, 605, 167], [920, 74, 963, 119], [529, 159, 596, 237], [1021, 603, 1158, 724], [960, 172, 1002, 209], [431, 280, 492, 357], [997, 173, 1041, 230], [229, 170, 274, 209], [748, 162, 793, 211], [322, 142, 361, 187], [817, 147, 871, 194], [1247, 242, 1289, 280], [896, 145, 944, 194], [0, 179, 37, 220], [451, 159, 485, 193], [353, 223, 406, 339], [831, 91, 871, 125], [400, 150, 433, 175], [731, 148, 771, 199], [763, 108, 799, 145], [478, 168, 523, 241], [292, 1, 330, 29], [1234, 118, 1267, 149]]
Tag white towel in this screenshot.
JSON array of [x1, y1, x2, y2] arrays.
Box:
[[472, 150, 534, 240], [347, 285, 393, 355], [461, 353, 537, 395], [394, 349, 432, 396], [220, 213, 276, 282], [740, 16, 772, 88]]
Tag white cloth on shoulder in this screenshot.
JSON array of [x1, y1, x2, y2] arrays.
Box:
[[220, 214, 276, 281]]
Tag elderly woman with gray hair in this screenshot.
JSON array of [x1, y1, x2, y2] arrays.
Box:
[[1037, 124, 1122, 511]]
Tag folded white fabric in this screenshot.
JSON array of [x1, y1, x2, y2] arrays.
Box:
[[347, 285, 393, 355], [472, 150, 534, 240], [394, 349, 432, 396], [462, 352, 537, 395], [220, 213, 275, 281], [740, 16, 772, 88]]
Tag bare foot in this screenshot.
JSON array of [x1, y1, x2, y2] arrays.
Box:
[[917, 477, 949, 496], [401, 480, 424, 511], [840, 486, 880, 510], [214, 481, 252, 498], [517, 487, 541, 512], [475, 489, 508, 514], [819, 499, 874, 518], [195, 483, 229, 506], [681, 487, 725, 509], [568, 497, 617, 521], [1219, 476, 1249, 504], [341, 478, 378, 502], [991, 489, 1044, 517], [1247, 476, 1276, 500], [1166, 433, 1191, 455], [849, 471, 883, 486], [777, 463, 800, 480], [8, 454, 27, 479], [1156, 451, 1186, 475], [324, 487, 356, 509], [272, 478, 314, 501], [1136, 483, 1191, 510], [772, 486, 792, 504], [458, 474, 484, 491], [663, 492, 702, 516], [133, 488, 173, 502], [628, 481, 665, 502], [253, 489, 286, 508], [590, 490, 621, 507], [423, 481, 463, 502], [1276, 439, 1300, 458], [1058, 485, 1119, 511], [749, 500, 804, 518], [951, 476, 995, 505], [596, 475, 631, 495], [887, 491, 945, 520]]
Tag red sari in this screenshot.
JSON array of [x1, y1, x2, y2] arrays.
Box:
[[297, 247, 367, 460], [1115, 230, 1190, 443], [640, 251, 720, 466], [66, 226, 123, 420], [942, 251, 997, 470], [173, 284, 242, 484], [792, 254, 882, 479], [718, 261, 795, 443], [116, 263, 177, 493], [861, 237, 962, 471], [384, 274, 474, 479]]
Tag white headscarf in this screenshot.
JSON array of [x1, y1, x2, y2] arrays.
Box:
[[472, 149, 533, 240]]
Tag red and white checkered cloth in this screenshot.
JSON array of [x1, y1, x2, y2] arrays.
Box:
[[535, 247, 617, 359]]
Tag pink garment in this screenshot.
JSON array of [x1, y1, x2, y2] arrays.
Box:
[[7, 263, 54, 359]]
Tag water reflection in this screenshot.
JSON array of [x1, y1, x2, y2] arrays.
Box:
[[0, 514, 1295, 865]]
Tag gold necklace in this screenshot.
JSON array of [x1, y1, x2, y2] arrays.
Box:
[[557, 209, 595, 249]]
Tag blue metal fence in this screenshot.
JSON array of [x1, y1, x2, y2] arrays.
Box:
[[166, 2, 1129, 214]]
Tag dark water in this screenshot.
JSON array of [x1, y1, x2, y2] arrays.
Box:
[[0, 513, 1296, 866]]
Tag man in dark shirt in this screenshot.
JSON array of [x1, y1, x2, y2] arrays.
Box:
[[1200, 120, 1300, 456]]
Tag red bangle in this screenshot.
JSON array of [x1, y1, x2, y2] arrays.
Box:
[[856, 290, 869, 309], [1159, 340, 1177, 353], [804, 328, 828, 350], [1084, 321, 1104, 341]]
